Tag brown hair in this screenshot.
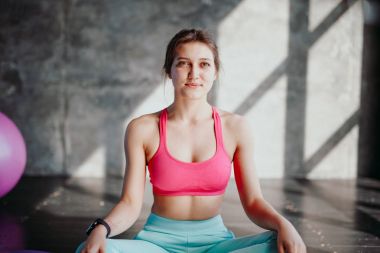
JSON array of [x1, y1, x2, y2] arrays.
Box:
[[163, 29, 220, 78]]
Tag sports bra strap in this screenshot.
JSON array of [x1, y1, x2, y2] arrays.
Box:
[[159, 108, 167, 146], [212, 106, 223, 148]]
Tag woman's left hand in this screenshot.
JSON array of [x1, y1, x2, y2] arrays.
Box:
[[276, 220, 306, 253]]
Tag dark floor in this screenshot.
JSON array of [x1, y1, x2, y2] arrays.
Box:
[[0, 176, 379, 253]]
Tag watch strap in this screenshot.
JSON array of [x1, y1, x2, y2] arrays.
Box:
[[86, 218, 111, 238]]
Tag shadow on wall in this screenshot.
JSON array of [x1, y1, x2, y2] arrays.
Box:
[[0, 0, 361, 178]]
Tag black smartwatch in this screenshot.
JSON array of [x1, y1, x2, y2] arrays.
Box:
[[86, 218, 111, 238]]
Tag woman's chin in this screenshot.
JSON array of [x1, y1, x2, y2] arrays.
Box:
[[180, 90, 206, 100]]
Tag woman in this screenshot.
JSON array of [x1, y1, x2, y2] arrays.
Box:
[[77, 29, 306, 253]]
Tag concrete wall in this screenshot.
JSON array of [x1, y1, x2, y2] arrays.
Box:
[[0, 0, 363, 178]]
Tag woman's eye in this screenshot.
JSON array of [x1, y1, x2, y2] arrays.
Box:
[[201, 62, 211, 67], [177, 61, 189, 67]]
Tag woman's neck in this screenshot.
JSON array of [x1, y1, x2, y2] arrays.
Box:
[[167, 100, 213, 123]]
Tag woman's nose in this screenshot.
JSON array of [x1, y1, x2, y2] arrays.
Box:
[[188, 66, 200, 79]]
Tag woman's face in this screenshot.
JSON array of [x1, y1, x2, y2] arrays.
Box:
[[170, 42, 217, 100]]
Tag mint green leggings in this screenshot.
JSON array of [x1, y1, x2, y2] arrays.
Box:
[[76, 213, 278, 253]]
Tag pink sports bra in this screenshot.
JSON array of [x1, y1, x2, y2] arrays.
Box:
[[147, 107, 232, 196]]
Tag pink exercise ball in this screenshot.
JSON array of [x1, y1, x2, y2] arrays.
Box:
[[0, 112, 27, 198]]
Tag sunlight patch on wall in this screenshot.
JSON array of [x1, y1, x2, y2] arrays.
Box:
[[73, 146, 106, 177], [308, 125, 358, 179], [217, 0, 289, 111], [245, 76, 287, 178], [217, 0, 289, 178], [305, 1, 362, 178], [122, 81, 173, 128]]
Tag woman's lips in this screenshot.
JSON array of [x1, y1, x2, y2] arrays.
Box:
[[185, 83, 201, 88]]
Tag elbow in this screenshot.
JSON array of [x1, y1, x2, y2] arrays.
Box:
[[119, 197, 143, 218], [242, 197, 265, 214]]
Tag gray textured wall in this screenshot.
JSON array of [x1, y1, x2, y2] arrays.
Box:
[[0, 0, 241, 176], [0, 0, 363, 178]]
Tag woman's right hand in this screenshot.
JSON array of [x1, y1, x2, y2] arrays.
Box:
[[80, 226, 108, 253]]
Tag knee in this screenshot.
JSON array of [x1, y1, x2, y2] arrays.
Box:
[[257, 230, 277, 239], [260, 231, 277, 244], [105, 239, 122, 253], [252, 231, 278, 253], [266, 231, 278, 253]]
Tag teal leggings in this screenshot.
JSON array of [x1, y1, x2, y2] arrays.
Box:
[[76, 213, 278, 253]]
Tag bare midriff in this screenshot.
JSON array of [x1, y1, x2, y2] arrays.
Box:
[[151, 194, 224, 220]]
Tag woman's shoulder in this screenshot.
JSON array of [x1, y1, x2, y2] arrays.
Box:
[[216, 107, 250, 130], [129, 110, 161, 125], [215, 107, 253, 144], [125, 109, 162, 136]]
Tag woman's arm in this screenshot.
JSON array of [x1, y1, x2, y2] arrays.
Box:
[[232, 116, 306, 253], [102, 117, 147, 236], [81, 117, 147, 252]]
